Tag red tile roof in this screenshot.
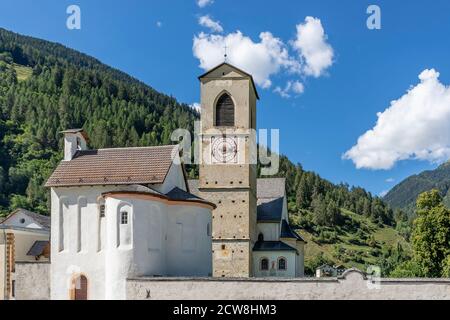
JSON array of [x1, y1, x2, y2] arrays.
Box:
[[46, 145, 178, 187]]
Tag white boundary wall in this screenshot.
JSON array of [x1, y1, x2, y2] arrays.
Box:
[[127, 269, 450, 300], [15, 266, 450, 300]]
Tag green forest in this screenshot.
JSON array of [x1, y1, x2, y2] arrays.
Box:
[[2, 28, 448, 277]]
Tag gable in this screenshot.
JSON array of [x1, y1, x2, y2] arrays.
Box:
[[200, 63, 248, 79], [199, 62, 259, 100], [0, 209, 50, 230], [154, 158, 188, 194]]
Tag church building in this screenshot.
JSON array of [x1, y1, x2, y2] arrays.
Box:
[[46, 133, 215, 300], [45, 62, 305, 300]]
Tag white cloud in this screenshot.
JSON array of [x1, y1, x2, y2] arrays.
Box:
[[274, 80, 304, 98], [156, 21, 162, 28], [192, 17, 334, 96], [292, 16, 334, 77], [386, 178, 395, 183], [344, 69, 450, 170], [197, 0, 213, 8], [193, 31, 301, 89], [198, 15, 223, 33], [291, 81, 305, 94], [189, 102, 201, 112]]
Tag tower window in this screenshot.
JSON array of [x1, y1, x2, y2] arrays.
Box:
[[215, 93, 235, 126], [278, 257, 287, 270], [260, 258, 269, 271], [120, 211, 128, 225]]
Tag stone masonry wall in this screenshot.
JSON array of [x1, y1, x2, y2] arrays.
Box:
[[15, 262, 50, 300]]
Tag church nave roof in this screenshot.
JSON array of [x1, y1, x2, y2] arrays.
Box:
[[46, 145, 178, 187], [280, 220, 306, 242], [253, 240, 297, 252], [256, 197, 284, 222]]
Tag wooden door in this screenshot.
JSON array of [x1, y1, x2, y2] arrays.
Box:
[[74, 275, 88, 300]]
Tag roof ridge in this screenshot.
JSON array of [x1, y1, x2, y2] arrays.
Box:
[[92, 145, 178, 152]]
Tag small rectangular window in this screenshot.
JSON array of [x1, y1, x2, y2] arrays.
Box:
[[120, 211, 128, 225]]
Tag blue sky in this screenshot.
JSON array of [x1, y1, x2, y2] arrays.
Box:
[[1, 0, 450, 195]]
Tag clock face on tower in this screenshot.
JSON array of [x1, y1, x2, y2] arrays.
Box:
[[211, 137, 238, 163]]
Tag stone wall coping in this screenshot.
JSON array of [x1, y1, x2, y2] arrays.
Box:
[[377, 278, 450, 283], [127, 277, 339, 283], [127, 276, 450, 284]]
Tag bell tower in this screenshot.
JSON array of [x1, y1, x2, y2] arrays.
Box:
[[197, 63, 259, 277]]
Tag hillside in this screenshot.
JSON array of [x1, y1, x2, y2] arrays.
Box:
[[384, 161, 450, 216], [292, 209, 411, 274], [0, 28, 410, 274]]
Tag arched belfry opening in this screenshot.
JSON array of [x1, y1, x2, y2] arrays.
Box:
[[215, 93, 235, 127]]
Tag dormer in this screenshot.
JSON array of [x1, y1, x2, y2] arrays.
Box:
[[61, 129, 89, 161]]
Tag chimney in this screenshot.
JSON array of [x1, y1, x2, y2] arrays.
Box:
[[61, 129, 89, 161]]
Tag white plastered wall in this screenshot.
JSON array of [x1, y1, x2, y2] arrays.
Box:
[[256, 222, 280, 241], [252, 251, 297, 277], [51, 183, 212, 300]]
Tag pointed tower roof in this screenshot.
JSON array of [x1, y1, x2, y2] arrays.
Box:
[[198, 62, 260, 100]]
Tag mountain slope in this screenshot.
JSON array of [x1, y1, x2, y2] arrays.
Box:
[[384, 161, 450, 215]]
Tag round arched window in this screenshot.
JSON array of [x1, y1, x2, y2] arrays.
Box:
[[260, 258, 269, 271], [258, 233, 264, 242], [278, 257, 287, 270]]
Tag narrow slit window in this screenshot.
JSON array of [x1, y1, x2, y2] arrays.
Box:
[[99, 205, 105, 218]]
